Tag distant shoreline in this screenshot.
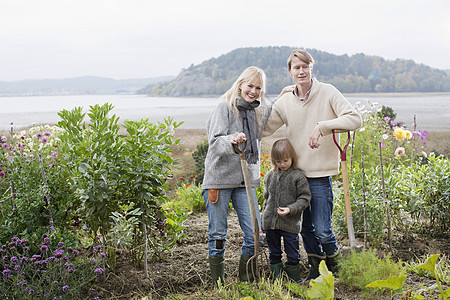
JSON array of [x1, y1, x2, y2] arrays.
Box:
[[1, 93, 449, 132], [2, 91, 450, 98]]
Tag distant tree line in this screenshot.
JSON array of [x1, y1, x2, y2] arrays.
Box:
[[138, 46, 450, 96]]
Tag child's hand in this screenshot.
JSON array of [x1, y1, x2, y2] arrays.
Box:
[[277, 207, 290, 215]]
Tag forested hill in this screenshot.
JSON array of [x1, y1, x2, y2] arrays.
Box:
[[138, 46, 450, 96]]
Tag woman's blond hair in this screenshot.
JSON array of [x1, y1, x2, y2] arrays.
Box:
[[270, 138, 299, 172], [221, 66, 266, 124]]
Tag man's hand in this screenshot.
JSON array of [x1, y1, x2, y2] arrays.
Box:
[[309, 124, 322, 149]]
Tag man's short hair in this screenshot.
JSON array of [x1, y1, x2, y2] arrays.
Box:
[[287, 49, 315, 70]]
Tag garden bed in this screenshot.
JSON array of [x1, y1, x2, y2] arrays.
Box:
[[96, 210, 449, 299]]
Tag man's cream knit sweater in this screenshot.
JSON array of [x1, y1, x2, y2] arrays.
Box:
[[263, 78, 362, 178]]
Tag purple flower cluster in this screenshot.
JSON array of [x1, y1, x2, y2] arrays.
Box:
[[0, 228, 101, 298], [0, 129, 61, 180]]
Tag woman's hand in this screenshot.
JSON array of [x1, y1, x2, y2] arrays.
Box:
[[278, 85, 295, 98], [230, 132, 246, 144]]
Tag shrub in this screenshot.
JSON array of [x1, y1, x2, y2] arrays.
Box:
[[57, 104, 183, 268], [191, 140, 208, 185]]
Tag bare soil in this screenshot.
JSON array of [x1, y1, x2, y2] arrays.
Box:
[[95, 129, 449, 299], [97, 210, 449, 299]]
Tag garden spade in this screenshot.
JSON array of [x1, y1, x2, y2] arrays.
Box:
[[332, 130, 357, 248], [233, 141, 261, 280]]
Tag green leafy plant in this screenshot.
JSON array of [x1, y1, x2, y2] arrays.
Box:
[[366, 275, 407, 298], [57, 103, 184, 273], [368, 254, 450, 299], [191, 139, 208, 185], [405, 254, 450, 284], [57, 104, 123, 244], [118, 117, 182, 269], [307, 260, 334, 300], [338, 248, 404, 298], [164, 208, 189, 245], [107, 204, 142, 270], [163, 181, 204, 214], [415, 254, 450, 299], [400, 154, 450, 232]]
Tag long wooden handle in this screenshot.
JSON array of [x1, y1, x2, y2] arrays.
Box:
[[233, 143, 260, 256], [238, 152, 260, 256], [341, 161, 356, 248]]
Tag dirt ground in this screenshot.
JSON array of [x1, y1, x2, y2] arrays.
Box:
[[98, 210, 449, 300], [95, 129, 449, 299]]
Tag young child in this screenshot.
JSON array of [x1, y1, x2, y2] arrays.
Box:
[[262, 138, 311, 282]]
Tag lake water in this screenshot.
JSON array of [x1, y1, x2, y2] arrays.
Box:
[[1, 93, 449, 132]]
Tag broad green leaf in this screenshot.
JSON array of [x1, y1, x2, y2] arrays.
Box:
[[442, 287, 450, 299], [416, 254, 439, 274], [307, 260, 334, 300], [366, 275, 407, 290]]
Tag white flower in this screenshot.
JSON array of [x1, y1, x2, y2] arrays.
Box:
[[394, 147, 405, 157], [382, 134, 389, 140]]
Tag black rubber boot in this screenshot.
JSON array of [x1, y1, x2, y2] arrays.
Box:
[[238, 255, 256, 282], [284, 263, 303, 283], [305, 255, 323, 280], [209, 256, 224, 287], [269, 262, 283, 280], [326, 251, 340, 275]]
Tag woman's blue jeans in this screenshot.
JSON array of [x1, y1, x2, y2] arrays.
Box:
[[300, 176, 339, 257], [203, 188, 261, 257]]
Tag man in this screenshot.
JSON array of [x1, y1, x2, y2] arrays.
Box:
[[263, 49, 362, 280]]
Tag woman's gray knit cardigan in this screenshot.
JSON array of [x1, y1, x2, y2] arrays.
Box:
[[202, 99, 272, 190], [262, 168, 311, 234]]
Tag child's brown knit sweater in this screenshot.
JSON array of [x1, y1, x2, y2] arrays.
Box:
[[262, 168, 311, 234]]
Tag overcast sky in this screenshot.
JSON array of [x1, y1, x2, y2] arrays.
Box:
[[1, 0, 449, 81]]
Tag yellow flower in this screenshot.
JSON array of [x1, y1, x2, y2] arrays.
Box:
[[393, 128, 407, 141], [405, 130, 412, 139]]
